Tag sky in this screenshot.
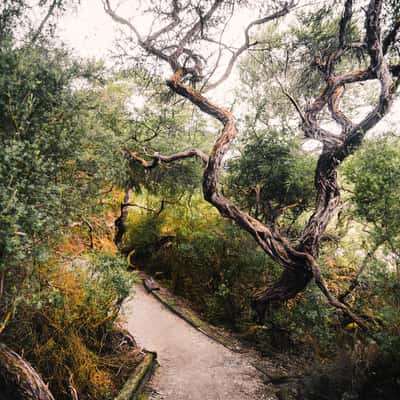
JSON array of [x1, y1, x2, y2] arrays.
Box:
[[59, 0, 118, 60], [57, 0, 399, 141]]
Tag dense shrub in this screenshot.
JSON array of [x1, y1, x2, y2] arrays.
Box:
[[2, 251, 137, 400]]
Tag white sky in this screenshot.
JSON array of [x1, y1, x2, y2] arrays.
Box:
[[59, 0, 117, 60], [57, 0, 399, 139]]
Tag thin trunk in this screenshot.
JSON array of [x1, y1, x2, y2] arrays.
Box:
[[114, 187, 132, 246]]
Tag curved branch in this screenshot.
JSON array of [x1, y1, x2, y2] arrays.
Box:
[[300, 0, 394, 257], [334, 0, 394, 160], [103, 0, 179, 68], [103, 0, 142, 42], [309, 257, 369, 330], [205, 1, 294, 91], [327, 83, 354, 132], [302, 85, 343, 148], [173, 0, 224, 58], [147, 0, 181, 42], [30, 0, 58, 45], [166, 69, 307, 272]]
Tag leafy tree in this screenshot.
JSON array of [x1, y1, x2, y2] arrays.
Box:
[[227, 129, 316, 229], [104, 0, 400, 328], [0, 2, 145, 398], [343, 137, 400, 273]]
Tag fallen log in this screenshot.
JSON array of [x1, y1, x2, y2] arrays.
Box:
[[0, 343, 55, 400]]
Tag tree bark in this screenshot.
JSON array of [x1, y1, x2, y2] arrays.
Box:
[[0, 344, 55, 400], [106, 0, 397, 327], [114, 187, 132, 246]]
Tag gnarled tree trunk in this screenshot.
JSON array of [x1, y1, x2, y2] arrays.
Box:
[[114, 187, 132, 246], [104, 0, 398, 327]]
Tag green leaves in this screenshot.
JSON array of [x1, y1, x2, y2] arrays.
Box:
[[343, 138, 400, 240], [227, 129, 316, 228]]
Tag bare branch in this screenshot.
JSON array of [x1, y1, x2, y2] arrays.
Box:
[[30, 0, 58, 45], [103, 0, 142, 42], [339, 0, 353, 49], [276, 78, 306, 123], [173, 0, 224, 57], [103, 0, 178, 68], [147, 0, 181, 42], [383, 18, 400, 54], [205, 1, 294, 91]]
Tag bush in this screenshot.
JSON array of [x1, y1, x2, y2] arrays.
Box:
[[2, 251, 138, 400]]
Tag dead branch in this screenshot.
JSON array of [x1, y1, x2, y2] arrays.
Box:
[[0, 344, 55, 400], [125, 147, 209, 168]]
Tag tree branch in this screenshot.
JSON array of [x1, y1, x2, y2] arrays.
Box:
[[310, 257, 369, 330], [125, 147, 209, 168], [339, 0, 354, 49], [205, 1, 294, 91], [383, 18, 400, 54], [30, 0, 58, 45]]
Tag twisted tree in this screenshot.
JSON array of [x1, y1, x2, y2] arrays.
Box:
[[104, 0, 400, 326]]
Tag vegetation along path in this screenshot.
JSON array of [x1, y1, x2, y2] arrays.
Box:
[[123, 283, 273, 400]]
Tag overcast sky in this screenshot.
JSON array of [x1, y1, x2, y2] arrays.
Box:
[[60, 0, 117, 59], [57, 0, 399, 138]]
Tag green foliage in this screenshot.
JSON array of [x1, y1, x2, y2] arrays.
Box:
[[227, 130, 316, 228], [126, 195, 272, 326], [295, 5, 359, 61], [343, 138, 400, 270], [3, 251, 137, 400], [86, 252, 136, 311], [0, 8, 143, 398], [293, 5, 362, 93], [343, 138, 400, 235]]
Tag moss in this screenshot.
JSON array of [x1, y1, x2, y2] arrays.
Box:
[[115, 352, 157, 400]]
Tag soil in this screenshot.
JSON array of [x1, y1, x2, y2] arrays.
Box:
[[122, 283, 277, 400]]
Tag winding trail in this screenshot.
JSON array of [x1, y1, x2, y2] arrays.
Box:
[[123, 283, 274, 400]]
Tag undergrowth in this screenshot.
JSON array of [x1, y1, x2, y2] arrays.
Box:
[[2, 248, 138, 400]]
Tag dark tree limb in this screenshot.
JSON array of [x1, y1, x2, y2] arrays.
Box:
[[0, 344, 55, 400], [123, 199, 169, 216], [114, 187, 132, 246], [105, 0, 397, 326], [30, 0, 58, 45], [125, 147, 209, 168], [82, 218, 94, 249]]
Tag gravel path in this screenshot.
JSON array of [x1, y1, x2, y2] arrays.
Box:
[[123, 283, 275, 400]]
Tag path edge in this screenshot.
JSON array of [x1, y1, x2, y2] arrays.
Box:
[[141, 278, 242, 353], [115, 350, 157, 400]]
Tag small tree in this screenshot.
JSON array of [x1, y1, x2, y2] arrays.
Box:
[[104, 0, 399, 326]]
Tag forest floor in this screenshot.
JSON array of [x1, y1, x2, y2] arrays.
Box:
[[122, 282, 280, 400]]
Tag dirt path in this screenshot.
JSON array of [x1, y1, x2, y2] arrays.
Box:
[[123, 283, 275, 400]]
